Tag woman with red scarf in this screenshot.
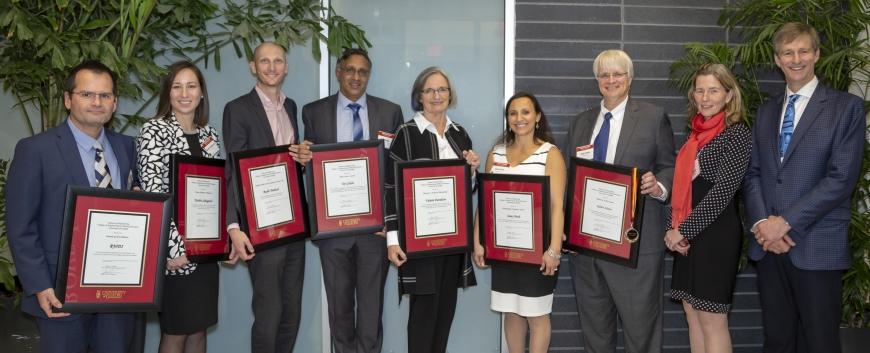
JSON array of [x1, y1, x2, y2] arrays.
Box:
[[664, 63, 750, 353]]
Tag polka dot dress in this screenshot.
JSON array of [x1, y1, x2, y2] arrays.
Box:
[[668, 124, 751, 314]]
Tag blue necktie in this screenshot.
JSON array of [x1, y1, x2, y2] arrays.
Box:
[[94, 141, 113, 189], [348, 103, 364, 141], [593, 112, 613, 162], [779, 94, 799, 158]]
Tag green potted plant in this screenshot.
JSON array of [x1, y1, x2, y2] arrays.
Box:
[[0, 0, 369, 305], [669, 0, 870, 348]]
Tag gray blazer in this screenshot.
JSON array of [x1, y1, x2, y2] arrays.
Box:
[[301, 93, 403, 144], [222, 88, 300, 226], [562, 99, 676, 254]]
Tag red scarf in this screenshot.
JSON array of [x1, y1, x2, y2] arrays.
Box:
[[671, 111, 726, 228]]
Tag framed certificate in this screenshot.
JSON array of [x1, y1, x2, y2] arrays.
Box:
[[563, 157, 645, 268], [171, 155, 229, 262], [232, 145, 309, 252], [305, 140, 385, 240], [478, 173, 550, 267], [396, 159, 473, 259], [54, 186, 171, 313]]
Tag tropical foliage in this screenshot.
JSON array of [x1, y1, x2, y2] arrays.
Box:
[[669, 0, 870, 327], [0, 0, 371, 302], [0, 0, 371, 134]]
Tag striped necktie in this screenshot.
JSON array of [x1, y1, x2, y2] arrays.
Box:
[[779, 94, 799, 158], [94, 141, 113, 189], [348, 103, 364, 141]]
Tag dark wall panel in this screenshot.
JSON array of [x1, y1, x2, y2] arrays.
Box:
[[514, 1, 771, 352]]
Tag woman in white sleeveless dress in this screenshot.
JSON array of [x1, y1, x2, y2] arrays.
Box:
[[474, 92, 566, 353]]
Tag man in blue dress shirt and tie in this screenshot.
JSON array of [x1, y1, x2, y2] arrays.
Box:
[[6, 60, 139, 353], [744, 22, 866, 353]]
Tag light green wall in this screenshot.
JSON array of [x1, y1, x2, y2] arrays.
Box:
[[0, 0, 505, 351]]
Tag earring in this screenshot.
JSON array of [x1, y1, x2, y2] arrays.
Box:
[[535, 121, 539, 130]]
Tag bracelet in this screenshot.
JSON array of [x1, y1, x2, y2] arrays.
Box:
[[546, 249, 562, 260]]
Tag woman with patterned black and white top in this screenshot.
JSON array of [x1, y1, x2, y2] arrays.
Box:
[[385, 67, 480, 353], [664, 63, 751, 353], [136, 61, 220, 353], [473, 92, 566, 353]]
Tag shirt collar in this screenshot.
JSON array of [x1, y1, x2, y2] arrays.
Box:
[[599, 96, 628, 120], [254, 85, 286, 107], [413, 111, 458, 135], [786, 76, 819, 100], [338, 91, 368, 110], [67, 118, 108, 151]]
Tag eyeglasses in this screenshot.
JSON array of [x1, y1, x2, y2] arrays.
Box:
[[597, 72, 628, 80], [421, 87, 450, 96], [70, 91, 115, 101], [339, 67, 371, 77]]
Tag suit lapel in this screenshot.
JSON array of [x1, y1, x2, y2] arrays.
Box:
[[614, 100, 639, 164], [367, 97, 380, 139], [577, 108, 599, 149], [782, 85, 827, 164], [55, 123, 90, 187], [106, 131, 131, 190], [323, 95, 339, 143], [245, 89, 276, 146]]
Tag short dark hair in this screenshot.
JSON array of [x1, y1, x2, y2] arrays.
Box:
[[64, 60, 118, 95], [410, 67, 456, 112], [336, 48, 372, 69], [155, 61, 210, 127], [500, 92, 554, 146]]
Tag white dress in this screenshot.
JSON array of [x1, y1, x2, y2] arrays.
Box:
[[489, 142, 557, 316]]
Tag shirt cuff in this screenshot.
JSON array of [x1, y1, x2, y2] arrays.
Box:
[[387, 230, 399, 247], [652, 181, 669, 201], [227, 223, 240, 232], [751, 219, 766, 233]]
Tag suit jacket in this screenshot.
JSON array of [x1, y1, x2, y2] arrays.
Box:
[[743, 84, 865, 270], [301, 93, 403, 145], [6, 122, 136, 318], [223, 88, 299, 227], [562, 99, 676, 254]]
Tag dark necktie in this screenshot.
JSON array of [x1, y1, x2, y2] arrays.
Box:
[[94, 141, 113, 189], [348, 103, 364, 141], [593, 112, 613, 162], [779, 94, 799, 158]]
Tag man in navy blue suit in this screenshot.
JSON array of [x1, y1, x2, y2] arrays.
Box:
[[744, 22, 865, 353], [6, 61, 139, 353]]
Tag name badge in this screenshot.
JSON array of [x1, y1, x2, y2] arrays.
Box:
[[576, 145, 594, 160], [378, 131, 396, 149], [201, 136, 219, 156]]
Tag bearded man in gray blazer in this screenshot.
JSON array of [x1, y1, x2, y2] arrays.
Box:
[[562, 49, 676, 353], [301, 48, 403, 353]]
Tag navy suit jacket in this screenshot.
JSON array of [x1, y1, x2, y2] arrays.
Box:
[[744, 84, 865, 270], [6, 122, 136, 318], [222, 88, 299, 227]]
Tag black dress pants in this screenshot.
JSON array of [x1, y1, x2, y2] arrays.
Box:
[[756, 253, 842, 353], [407, 254, 461, 353]]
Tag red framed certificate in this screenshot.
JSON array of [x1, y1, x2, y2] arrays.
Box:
[[171, 155, 229, 262], [396, 159, 472, 259], [305, 140, 385, 240], [563, 157, 645, 268], [54, 186, 171, 312], [232, 145, 309, 252], [478, 173, 550, 267]]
